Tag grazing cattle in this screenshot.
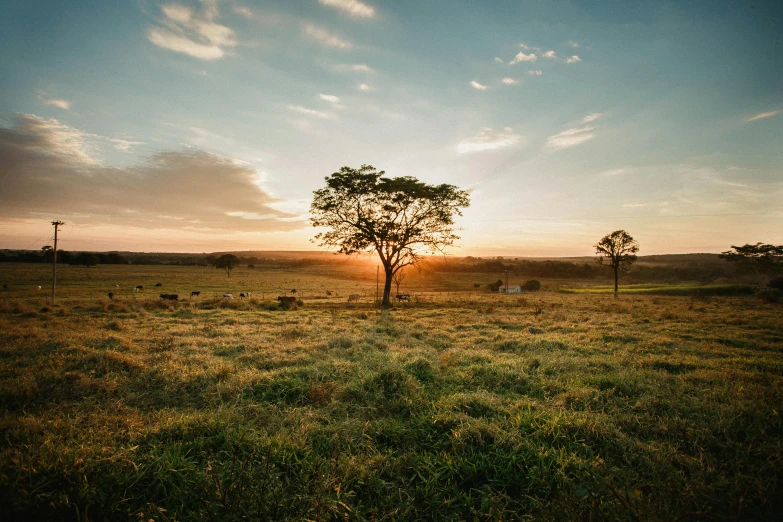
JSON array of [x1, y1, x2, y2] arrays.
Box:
[[348, 294, 361, 303], [134, 285, 143, 292], [190, 291, 201, 299], [115, 284, 120, 289], [291, 289, 297, 294], [396, 294, 411, 301], [222, 293, 233, 299], [155, 283, 162, 288], [159, 293, 178, 301], [108, 292, 114, 300], [277, 296, 297, 304], [239, 292, 251, 299], [2, 284, 7, 290], [37, 285, 42, 290]]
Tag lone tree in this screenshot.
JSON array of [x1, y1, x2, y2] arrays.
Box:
[[311, 165, 470, 307], [594, 230, 639, 297], [214, 254, 240, 278], [719, 243, 783, 281]]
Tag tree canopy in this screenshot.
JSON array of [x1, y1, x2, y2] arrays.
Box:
[[310, 165, 470, 306], [719, 243, 783, 278], [214, 254, 240, 278], [595, 230, 639, 297]]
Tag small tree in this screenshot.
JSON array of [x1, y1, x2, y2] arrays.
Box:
[[392, 267, 408, 295], [594, 230, 639, 297], [214, 254, 240, 278], [311, 165, 469, 307], [719, 243, 783, 282]]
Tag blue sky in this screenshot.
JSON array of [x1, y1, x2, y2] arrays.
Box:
[[1, 0, 781, 255]]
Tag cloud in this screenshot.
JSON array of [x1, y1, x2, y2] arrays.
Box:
[[457, 127, 521, 154], [302, 23, 351, 49], [287, 105, 336, 119], [547, 125, 596, 150], [0, 114, 301, 232], [43, 98, 71, 110], [509, 52, 537, 64], [569, 40, 579, 48], [147, 2, 238, 60], [318, 93, 340, 103], [494, 57, 504, 63], [623, 203, 647, 208], [501, 78, 518, 85], [542, 50, 557, 59], [566, 55, 581, 63], [470, 80, 488, 90], [358, 83, 371, 91], [746, 110, 781, 122], [334, 63, 374, 73], [108, 138, 146, 152], [583, 112, 602, 123], [233, 5, 253, 18], [519, 42, 531, 50], [528, 70, 542, 76], [318, 0, 375, 19], [600, 168, 631, 177]]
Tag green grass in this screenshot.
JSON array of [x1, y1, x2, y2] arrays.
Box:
[[0, 264, 781, 520]]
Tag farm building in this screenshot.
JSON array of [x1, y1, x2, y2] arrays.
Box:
[[499, 284, 521, 293]]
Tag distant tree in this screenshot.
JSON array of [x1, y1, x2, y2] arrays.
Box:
[[71, 253, 100, 267], [719, 243, 783, 281], [214, 254, 240, 278], [487, 279, 504, 292], [392, 267, 408, 295], [595, 230, 639, 297], [310, 165, 470, 307], [523, 280, 541, 291], [41, 245, 54, 263]]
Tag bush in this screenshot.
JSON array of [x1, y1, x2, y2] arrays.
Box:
[[523, 280, 541, 291], [768, 277, 783, 290], [756, 287, 781, 303]]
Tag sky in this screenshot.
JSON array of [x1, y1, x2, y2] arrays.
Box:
[[0, 0, 781, 257]]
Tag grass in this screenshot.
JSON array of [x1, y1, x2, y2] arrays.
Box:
[[0, 263, 781, 520], [558, 283, 755, 296]]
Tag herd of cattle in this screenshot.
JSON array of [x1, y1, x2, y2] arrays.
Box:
[[103, 285, 412, 303]]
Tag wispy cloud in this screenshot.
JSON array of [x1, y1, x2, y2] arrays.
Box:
[[547, 125, 596, 150], [509, 52, 537, 64], [528, 70, 542, 76], [623, 203, 647, 208], [147, 2, 238, 60], [542, 50, 557, 59], [318, 0, 375, 19], [334, 63, 374, 73], [287, 105, 336, 119], [318, 93, 340, 103], [566, 55, 581, 63], [568, 41, 579, 48], [107, 137, 146, 152], [43, 98, 71, 110], [233, 5, 253, 18], [302, 23, 351, 49], [501, 78, 518, 85], [494, 57, 504, 63], [470, 80, 488, 90], [358, 83, 371, 91], [583, 112, 602, 123], [600, 168, 631, 177], [746, 110, 781, 122], [457, 127, 521, 154]]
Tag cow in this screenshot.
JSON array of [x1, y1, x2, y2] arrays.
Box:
[[396, 294, 411, 302], [190, 291, 201, 299], [239, 292, 251, 299], [222, 293, 233, 299], [159, 293, 178, 301], [37, 285, 42, 290], [155, 283, 162, 288], [348, 294, 361, 302], [115, 284, 120, 289], [2, 284, 7, 290], [134, 285, 143, 292], [277, 296, 297, 305], [291, 289, 297, 294], [108, 292, 114, 300]]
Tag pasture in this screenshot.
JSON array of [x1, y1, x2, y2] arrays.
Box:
[[0, 262, 782, 520]]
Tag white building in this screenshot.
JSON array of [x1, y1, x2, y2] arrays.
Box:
[[499, 284, 521, 293]]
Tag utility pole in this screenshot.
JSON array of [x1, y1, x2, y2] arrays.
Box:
[[376, 265, 379, 304], [51, 220, 64, 305], [504, 270, 509, 294]]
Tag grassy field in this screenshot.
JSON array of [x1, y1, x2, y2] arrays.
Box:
[[1, 263, 782, 520]]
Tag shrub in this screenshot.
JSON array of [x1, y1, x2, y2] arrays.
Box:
[[756, 287, 781, 303], [768, 277, 783, 290], [523, 280, 541, 291]]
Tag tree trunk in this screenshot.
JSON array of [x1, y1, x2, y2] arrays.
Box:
[[382, 266, 394, 307], [613, 264, 619, 298]]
